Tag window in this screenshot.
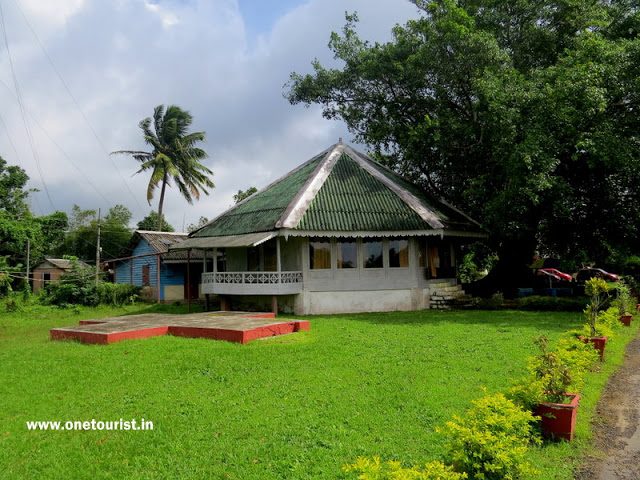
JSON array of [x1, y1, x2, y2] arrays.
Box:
[[309, 237, 331, 269], [43, 272, 51, 282], [142, 264, 150, 286], [363, 238, 383, 268], [337, 239, 357, 269], [389, 238, 409, 268]]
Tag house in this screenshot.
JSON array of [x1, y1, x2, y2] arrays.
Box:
[[32, 258, 91, 294], [112, 231, 204, 302], [169, 141, 486, 314]]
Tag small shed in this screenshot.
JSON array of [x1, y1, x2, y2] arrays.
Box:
[[112, 231, 204, 302], [32, 258, 91, 294]]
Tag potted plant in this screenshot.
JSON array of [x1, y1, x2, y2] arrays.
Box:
[[615, 282, 633, 327], [528, 336, 582, 441], [581, 277, 609, 359], [508, 335, 596, 442]]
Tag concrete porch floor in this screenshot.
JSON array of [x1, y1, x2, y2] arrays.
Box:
[[50, 312, 310, 345]]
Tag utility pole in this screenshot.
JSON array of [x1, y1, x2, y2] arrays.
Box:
[[95, 208, 101, 286], [26, 238, 30, 291]]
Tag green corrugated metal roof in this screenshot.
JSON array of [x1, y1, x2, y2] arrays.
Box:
[[295, 154, 428, 231], [366, 160, 478, 231], [193, 154, 323, 237], [189, 142, 483, 239]]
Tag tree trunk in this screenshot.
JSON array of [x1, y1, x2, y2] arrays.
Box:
[[467, 236, 538, 298], [157, 175, 168, 232]]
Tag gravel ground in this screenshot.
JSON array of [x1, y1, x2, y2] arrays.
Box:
[[576, 335, 640, 480]]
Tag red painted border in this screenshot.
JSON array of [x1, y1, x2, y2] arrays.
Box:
[[51, 316, 309, 345], [168, 326, 244, 343]]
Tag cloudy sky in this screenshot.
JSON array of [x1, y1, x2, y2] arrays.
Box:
[[0, 0, 420, 231]]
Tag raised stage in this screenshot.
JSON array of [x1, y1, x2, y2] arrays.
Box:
[[50, 311, 310, 345]]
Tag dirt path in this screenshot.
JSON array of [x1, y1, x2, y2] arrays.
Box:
[[577, 335, 640, 479]]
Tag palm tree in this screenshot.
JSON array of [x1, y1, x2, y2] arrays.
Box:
[[112, 105, 214, 231]]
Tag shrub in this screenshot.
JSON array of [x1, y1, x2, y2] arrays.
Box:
[[614, 282, 634, 316], [576, 306, 621, 339], [437, 393, 540, 480], [513, 296, 588, 311], [584, 278, 609, 337], [343, 456, 467, 480], [96, 283, 141, 306], [44, 283, 99, 307], [554, 336, 600, 384], [508, 335, 598, 410]]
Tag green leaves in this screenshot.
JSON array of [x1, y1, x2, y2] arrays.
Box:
[[287, 0, 640, 275], [112, 104, 213, 231]]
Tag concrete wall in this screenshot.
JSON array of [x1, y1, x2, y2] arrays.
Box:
[[293, 288, 429, 315]]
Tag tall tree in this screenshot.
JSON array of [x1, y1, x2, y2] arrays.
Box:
[[187, 216, 209, 233], [56, 205, 133, 261], [233, 186, 257, 204], [112, 105, 214, 231], [286, 1, 640, 290], [0, 156, 30, 218], [0, 157, 68, 276], [137, 210, 175, 232]]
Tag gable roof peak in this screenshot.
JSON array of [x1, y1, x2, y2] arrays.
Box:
[[276, 141, 346, 228]]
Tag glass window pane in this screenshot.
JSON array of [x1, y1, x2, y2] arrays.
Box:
[[363, 238, 383, 268], [337, 239, 357, 268], [389, 238, 409, 268], [310, 237, 331, 269]]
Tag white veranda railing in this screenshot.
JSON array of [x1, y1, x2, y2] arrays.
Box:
[[202, 271, 303, 286]]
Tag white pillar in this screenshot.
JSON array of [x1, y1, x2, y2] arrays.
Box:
[[276, 237, 282, 273]]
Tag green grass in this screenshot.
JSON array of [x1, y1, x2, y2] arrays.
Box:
[[0, 302, 636, 479]]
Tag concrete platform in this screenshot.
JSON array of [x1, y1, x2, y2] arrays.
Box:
[[50, 312, 310, 345]]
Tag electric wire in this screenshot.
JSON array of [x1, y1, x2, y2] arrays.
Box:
[[0, 1, 55, 211], [0, 110, 23, 168], [0, 78, 113, 206], [11, 0, 144, 213]]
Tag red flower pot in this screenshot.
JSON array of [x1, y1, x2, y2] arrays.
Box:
[[534, 393, 580, 441], [578, 335, 607, 360], [619, 314, 633, 327]]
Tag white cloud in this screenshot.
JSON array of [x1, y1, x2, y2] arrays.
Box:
[[0, 0, 419, 232]]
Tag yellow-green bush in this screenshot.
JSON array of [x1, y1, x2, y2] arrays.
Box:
[[343, 457, 467, 480], [508, 335, 599, 409], [579, 306, 622, 339], [437, 393, 540, 480]]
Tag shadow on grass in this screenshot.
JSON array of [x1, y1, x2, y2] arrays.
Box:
[[285, 309, 584, 333]]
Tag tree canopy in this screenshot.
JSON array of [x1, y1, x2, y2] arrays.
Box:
[[55, 205, 133, 262], [0, 157, 69, 292], [112, 105, 214, 232], [287, 0, 640, 286], [233, 186, 257, 204], [137, 211, 175, 232]]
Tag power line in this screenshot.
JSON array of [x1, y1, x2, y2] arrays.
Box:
[[11, 0, 144, 212], [0, 78, 114, 206], [0, 111, 23, 168], [0, 1, 55, 211]]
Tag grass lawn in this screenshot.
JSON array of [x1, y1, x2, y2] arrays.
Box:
[[0, 302, 637, 479]]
